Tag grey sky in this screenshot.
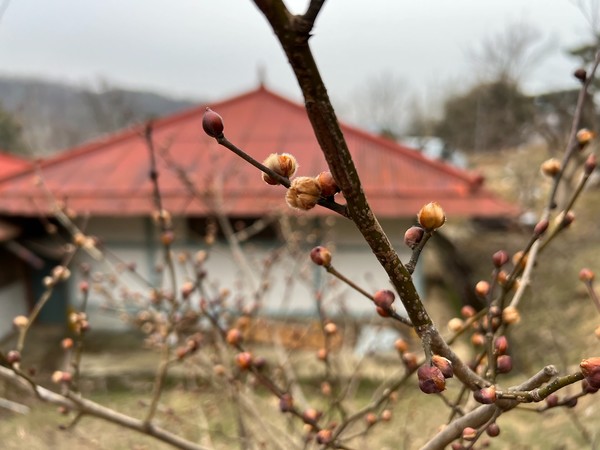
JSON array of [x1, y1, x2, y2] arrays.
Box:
[[0, 0, 593, 105]]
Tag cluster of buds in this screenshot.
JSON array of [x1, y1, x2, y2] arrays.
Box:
[[68, 311, 90, 334], [580, 357, 600, 390], [417, 202, 446, 231], [43, 265, 71, 288]]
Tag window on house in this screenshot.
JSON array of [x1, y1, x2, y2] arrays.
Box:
[[187, 216, 281, 242]]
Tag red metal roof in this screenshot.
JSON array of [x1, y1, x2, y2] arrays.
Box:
[[0, 151, 31, 179], [0, 86, 517, 219]]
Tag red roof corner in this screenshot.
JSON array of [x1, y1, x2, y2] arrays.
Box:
[[0, 86, 518, 219]]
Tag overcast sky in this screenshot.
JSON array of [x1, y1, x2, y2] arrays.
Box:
[[0, 0, 595, 106]]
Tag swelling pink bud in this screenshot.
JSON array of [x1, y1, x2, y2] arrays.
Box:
[[373, 289, 395, 309], [404, 226, 425, 249], [202, 108, 224, 138], [310, 246, 332, 267], [315, 171, 340, 197], [417, 365, 446, 394]]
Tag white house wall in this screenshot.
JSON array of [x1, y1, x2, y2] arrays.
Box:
[[68, 217, 422, 331]]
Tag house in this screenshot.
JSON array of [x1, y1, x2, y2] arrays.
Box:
[[0, 151, 34, 339], [0, 85, 517, 334]]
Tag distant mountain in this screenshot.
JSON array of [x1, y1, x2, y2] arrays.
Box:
[[0, 76, 200, 155]]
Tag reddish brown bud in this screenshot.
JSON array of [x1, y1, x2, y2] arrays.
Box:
[[302, 407, 321, 424], [533, 219, 549, 237], [402, 352, 418, 371], [404, 226, 425, 249], [486, 422, 500, 437], [432, 355, 453, 379], [545, 394, 559, 408], [61, 338, 74, 350], [310, 246, 332, 267], [474, 385, 497, 404], [582, 378, 599, 394], [494, 336, 508, 355], [496, 355, 513, 374], [394, 338, 408, 354], [471, 333, 485, 347], [315, 171, 340, 197], [316, 348, 328, 361], [574, 68, 587, 82], [235, 351, 253, 370], [6, 350, 21, 364], [279, 393, 294, 413], [365, 412, 377, 426], [585, 153, 597, 175], [417, 365, 446, 394], [579, 268, 595, 283], [492, 250, 509, 268], [226, 328, 243, 346], [376, 306, 390, 317], [474, 280, 490, 297], [417, 202, 446, 230], [373, 289, 395, 309], [321, 381, 332, 396], [202, 108, 224, 138], [286, 176, 321, 210], [461, 305, 476, 318], [566, 397, 578, 408], [316, 429, 332, 445]]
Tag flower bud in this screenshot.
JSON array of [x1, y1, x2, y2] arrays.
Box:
[[6, 350, 21, 364], [404, 226, 425, 249], [321, 381, 332, 396], [447, 317, 464, 332], [286, 176, 321, 210], [235, 351, 253, 370], [545, 394, 559, 408], [580, 357, 600, 378], [492, 250, 509, 268], [402, 352, 418, 371], [61, 338, 74, 350], [512, 251, 528, 269], [315, 171, 339, 197], [323, 322, 338, 335], [462, 427, 477, 441], [310, 246, 332, 267], [226, 328, 243, 346], [375, 306, 390, 317], [279, 393, 294, 413], [262, 153, 298, 185], [471, 332, 485, 347], [365, 412, 377, 426], [585, 153, 597, 175], [302, 407, 321, 424], [202, 107, 224, 138], [417, 202, 446, 230], [579, 268, 595, 283], [373, 289, 395, 309], [541, 158, 561, 177], [496, 355, 513, 374], [486, 422, 500, 437], [381, 409, 392, 421], [417, 365, 446, 394], [432, 355, 453, 379], [461, 305, 476, 318], [474, 281, 490, 297], [316, 348, 328, 361], [316, 429, 332, 445], [503, 306, 521, 324], [494, 335, 508, 355], [394, 338, 408, 353], [577, 128, 595, 148], [574, 68, 587, 82], [474, 385, 496, 404], [533, 219, 549, 237], [582, 378, 599, 394], [13, 315, 29, 329]]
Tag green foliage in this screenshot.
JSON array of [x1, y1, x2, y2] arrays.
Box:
[[0, 103, 26, 154], [434, 80, 535, 153]]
